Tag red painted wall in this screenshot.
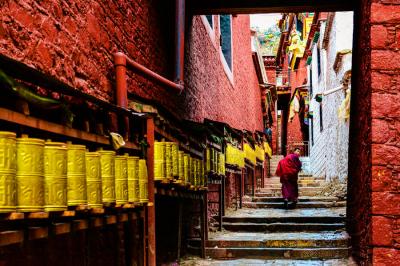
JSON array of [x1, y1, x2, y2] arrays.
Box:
[[185, 15, 263, 131], [369, 1, 400, 265], [0, 0, 181, 111], [287, 62, 308, 146], [0, 2, 263, 132]]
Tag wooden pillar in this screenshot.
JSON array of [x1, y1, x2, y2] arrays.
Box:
[[146, 117, 156, 266]]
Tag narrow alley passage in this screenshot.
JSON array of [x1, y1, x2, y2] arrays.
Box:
[[180, 155, 352, 265], [0, 0, 399, 265]]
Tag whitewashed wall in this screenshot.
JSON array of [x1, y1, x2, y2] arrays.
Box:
[[309, 12, 353, 181]]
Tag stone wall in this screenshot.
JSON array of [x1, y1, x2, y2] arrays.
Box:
[[309, 13, 352, 181], [369, 0, 400, 264], [0, 2, 263, 132]]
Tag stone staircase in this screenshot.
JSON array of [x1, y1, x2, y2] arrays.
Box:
[[201, 206, 350, 260], [198, 169, 351, 262], [257, 175, 327, 197], [269, 155, 284, 176]]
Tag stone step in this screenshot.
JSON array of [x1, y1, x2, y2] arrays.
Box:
[[252, 197, 339, 202], [205, 246, 350, 260], [262, 182, 325, 188], [179, 258, 357, 265], [223, 216, 345, 224], [256, 191, 323, 197], [242, 201, 346, 209], [222, 222, 346, 232], [259, 186, 324, 190], [204, 231, 350, 248]]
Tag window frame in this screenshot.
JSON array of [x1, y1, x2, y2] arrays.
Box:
[[218, 14, 234, 82]]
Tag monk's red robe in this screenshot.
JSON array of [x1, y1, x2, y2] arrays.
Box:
[[275, 154, 302, 201]]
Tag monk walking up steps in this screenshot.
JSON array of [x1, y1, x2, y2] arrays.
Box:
[[275, 148, 302, 209]]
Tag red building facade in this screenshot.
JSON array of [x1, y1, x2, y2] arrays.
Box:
[[0, 2, 263, 132]]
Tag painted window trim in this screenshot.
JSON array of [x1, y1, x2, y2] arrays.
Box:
[[201, 15, 216, 44], [218, 15, 234, 85]]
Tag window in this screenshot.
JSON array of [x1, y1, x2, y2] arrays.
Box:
[[317, 47, 321, 78], [311, 117, 314, 146], [296, 17, 303, 39], [205, 15, 213, 28], [219, 15, 232, 70], [319, 104, 323, 132], [309, 69, 313, 97]]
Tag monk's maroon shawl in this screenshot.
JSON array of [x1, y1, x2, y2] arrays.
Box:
[[275, 154, 302, 201]]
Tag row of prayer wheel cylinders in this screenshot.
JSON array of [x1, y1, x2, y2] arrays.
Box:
[[154, 141, 206, 188], [0, 131, 149, 213], [206, 148, 225, 175]]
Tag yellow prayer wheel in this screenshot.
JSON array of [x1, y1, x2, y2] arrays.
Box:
[[115, 155, 128, 205], [213, 149, 218, 172], [154, 142, 165, 180], [178, 151, 184, 181], [209, 148, 214, 172], [193, 158, 198, 186], [67, 144, 87, 206], [164, 142, 173, 178], [0, 132, 17, 213], [188, 157, 193, 185], [85, 152, 102, 208], [16, 137, 45, 212], [183, 154, 189, 184], [44, 142, 67, 211], [205, 148, 210, 173], [196, 159, 201, 186], [171, 143, 179, 177], [127, 156, 139, 203], [219, 152, 225, 175], [99, 150, 116, 204], [201, 159, 205, 186], [138, 159, 148, 202]]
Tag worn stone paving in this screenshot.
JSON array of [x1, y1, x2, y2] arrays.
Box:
[[224, 207, 346, 218], [209, 231, 349, 242], [179, 257, 357, 266]]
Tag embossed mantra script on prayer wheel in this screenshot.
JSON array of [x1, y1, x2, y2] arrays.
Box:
[[67, 144, 87, 206], [183, 154, 189, 185], [165, 142, 173, 179], [127, 156, 139, 203], [171, 142, 179, 177], [154, 142, 165, 180], [44, 141, 67, 211], [138, 159, 148, 203], [178, 151, 184, 183], [99, 150, 116, 204], [0, 131, 17, 213], [115, 155, 128, 205], [17, 136, 45, 212], [85, 152, 102, 208]]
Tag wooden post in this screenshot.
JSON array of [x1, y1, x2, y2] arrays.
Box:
[[146, 117, 156, 266]]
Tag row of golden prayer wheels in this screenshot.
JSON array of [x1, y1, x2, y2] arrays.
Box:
[[152, 141, 266, 186], [154, 142, 226, 187], [0, 131, 148, 213]]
